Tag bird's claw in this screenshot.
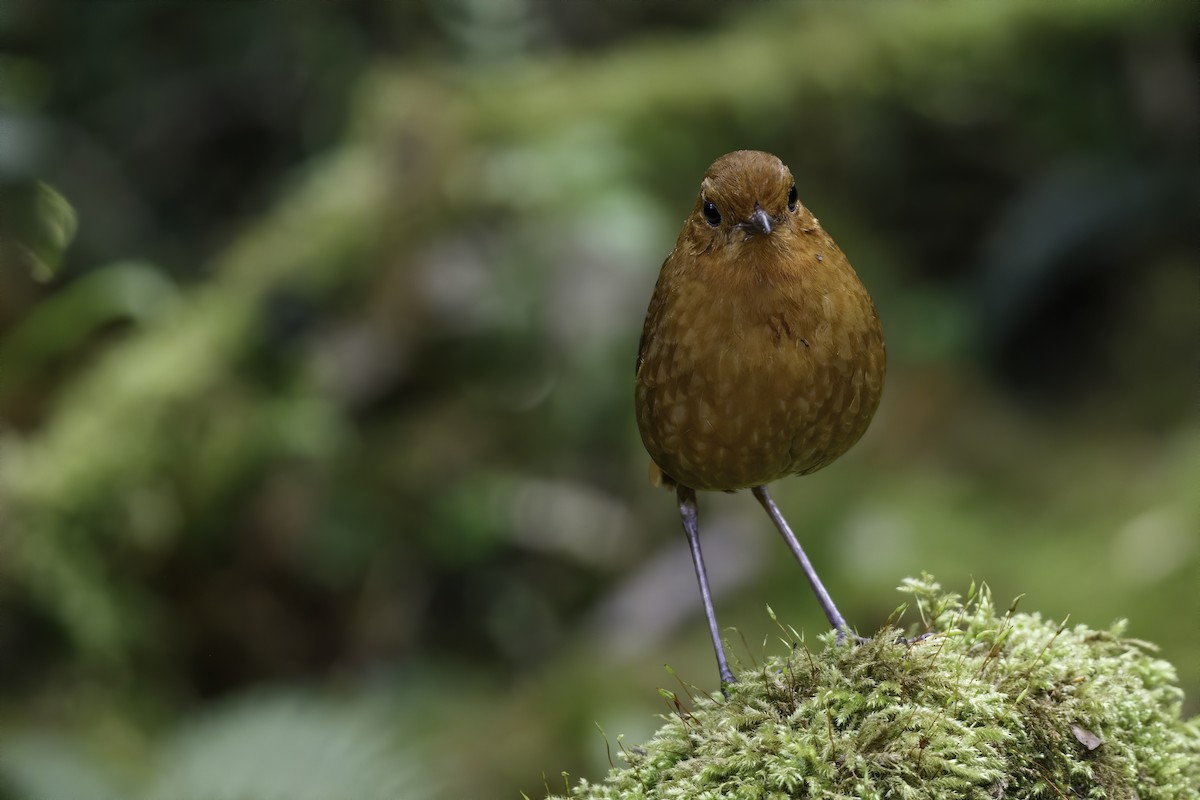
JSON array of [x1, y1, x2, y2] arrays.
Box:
[[835, 627, 868, 646], [836, 628, 934, 646]]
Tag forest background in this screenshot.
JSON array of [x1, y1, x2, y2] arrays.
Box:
[[0, 1, 1196, 798]]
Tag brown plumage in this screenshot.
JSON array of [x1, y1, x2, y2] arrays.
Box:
[[634, 150, 885, 687]]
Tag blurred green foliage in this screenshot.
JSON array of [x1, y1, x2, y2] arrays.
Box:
[[0, 0, 1197, 797]]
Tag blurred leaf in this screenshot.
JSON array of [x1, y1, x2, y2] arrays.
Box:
[[0, 733, 123, 800], [144, 691, 434, 800], [0, 261, 177, 401], [0, 693, 437, 800], [0, 180, 76, 281]]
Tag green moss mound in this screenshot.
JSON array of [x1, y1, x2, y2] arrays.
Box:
[[555, 577, 1200, 799]]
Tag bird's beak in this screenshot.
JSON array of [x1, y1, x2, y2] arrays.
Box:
[[737, 205, 773, 236]]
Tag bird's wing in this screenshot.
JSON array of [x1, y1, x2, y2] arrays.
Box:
[[636, 253, 675, 378]]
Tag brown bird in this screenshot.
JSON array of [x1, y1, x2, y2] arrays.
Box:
[[635, 150, 886, 687]]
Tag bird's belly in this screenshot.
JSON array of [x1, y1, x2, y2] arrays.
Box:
[[636, 319, 883, 492]]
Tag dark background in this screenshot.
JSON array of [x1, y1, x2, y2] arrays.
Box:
[[1, 1, 1197, 798]]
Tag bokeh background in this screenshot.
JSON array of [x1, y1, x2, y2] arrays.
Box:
[[1, 1, 1197, 798]]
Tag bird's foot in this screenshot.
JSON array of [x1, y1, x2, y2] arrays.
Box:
[[718, 668, 737, 698], [835, 627, 934, 646], [835, 627, 869, 646]]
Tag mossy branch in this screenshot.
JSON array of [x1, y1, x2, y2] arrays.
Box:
[[554, 577, 1200, 799]]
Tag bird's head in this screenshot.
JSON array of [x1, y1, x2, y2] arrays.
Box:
[[684, 150, 804, 253]]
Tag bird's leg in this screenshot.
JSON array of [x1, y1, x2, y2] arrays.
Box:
[[677, 484, 737, 687], [752, 485, 865, 645]]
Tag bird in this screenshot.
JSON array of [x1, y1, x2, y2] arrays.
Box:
[[634, 150, 886, 687]]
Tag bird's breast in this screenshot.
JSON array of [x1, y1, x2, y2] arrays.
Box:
[[635, 263, 885, 492]]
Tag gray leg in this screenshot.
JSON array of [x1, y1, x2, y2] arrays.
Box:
[[677, 485, 736, 686], [752, 485, 861, 644]]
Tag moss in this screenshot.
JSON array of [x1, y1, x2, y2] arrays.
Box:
[[553, 577, 1200, 799]]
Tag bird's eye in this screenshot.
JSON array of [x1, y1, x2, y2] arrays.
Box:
[[702, 200, 721, 227], [787, 184, 798, 212]]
